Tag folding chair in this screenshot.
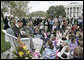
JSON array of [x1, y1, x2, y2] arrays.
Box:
[[2, 30, 30, 59]]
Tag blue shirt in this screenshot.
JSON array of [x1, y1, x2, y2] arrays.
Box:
[[76, 36, 79, 43], [42, 47, 56, 59], [78, 19, 83, 24], [49, 20, 54, 25], [69, 40, 78, 52]]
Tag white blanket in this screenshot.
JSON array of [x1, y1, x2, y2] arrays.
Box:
[[32, 38, 43, 52]]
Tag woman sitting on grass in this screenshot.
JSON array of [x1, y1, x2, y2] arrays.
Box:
[[42, 41, 56, 59]]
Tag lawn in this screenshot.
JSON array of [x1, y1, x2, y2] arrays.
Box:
[[1, 20, 11, 53]]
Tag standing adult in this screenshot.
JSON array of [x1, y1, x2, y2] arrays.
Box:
[[22, 18, 26, 27], [49, 18, 54, 32], [77, 16, 83, 28], [44, 18, 49, 32], [3, 16, 10, 30], [58, 16, 63, 30]]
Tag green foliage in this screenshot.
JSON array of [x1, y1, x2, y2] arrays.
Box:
[[28, 11, 47, 17], [11, 1, 30, 18], [47, 5, 66, 18], [1, 1, 30, 19], [1, 7, 8, 13], [47, 6, 56, 18]]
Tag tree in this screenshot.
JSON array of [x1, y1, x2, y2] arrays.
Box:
[[47, 6, 56, 18], [1, 1, 30, 20], [12, 1, 30, 18], [1, 1, 17, 19], [47, 5, 66, 18], [55, 5, 66, 18], [28, 11, 47, 17], [1, 1, 9, 20]]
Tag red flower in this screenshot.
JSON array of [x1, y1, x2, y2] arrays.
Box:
[[11, 17, 12, 20], [19, 44, 24, 48], [14, 19, 16, 24]]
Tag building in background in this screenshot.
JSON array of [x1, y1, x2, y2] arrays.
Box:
[[64, 2, 83, 19]]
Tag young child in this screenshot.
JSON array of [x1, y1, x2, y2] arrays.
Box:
[[64, 33, 71, 44], [42, 41, 56, 59], [69, 37, 78, 55], [49, 35, 57, 49], [56, 30, 62, 39], [44, 40, 52, 48], [52, 23, 57, 31]]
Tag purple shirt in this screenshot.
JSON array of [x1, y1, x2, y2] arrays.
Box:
[[69, 40, 78, 52]]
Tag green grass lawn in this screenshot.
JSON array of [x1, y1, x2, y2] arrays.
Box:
[[1, 20, 11, 53]]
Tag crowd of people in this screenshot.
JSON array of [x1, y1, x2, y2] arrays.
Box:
[[3, 15, 83, 59]]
